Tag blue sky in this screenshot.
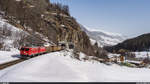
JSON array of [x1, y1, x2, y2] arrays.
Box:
[[50, 0, 150, 37]]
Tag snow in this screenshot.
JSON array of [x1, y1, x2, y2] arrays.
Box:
[[1, 50, 150, 82], [0, 15, 29, 50], [0, 49, 20, 64], [35, 32, 50, 43], [51, 13, 69, 17], [41, 14, 44, 18], [134, 52, 150, 59], [108, 53, 120, 58], [51, 13, 57, 15], [126, 60, 141, 64], [0, 13, 53, 50], [89, 38, 97, 45], [89, 36, 121, 47], [59, 13, 69, 17], [0, 15, 51, 50], [0, 51, 88, 82], [79, 52, 86, 60], [80, 25, 126, 47], [85, 26, 123, 37], [16, 0, 21, 2], [29, 5, 35, 8], [44, 42, 51, 47], [0, 21, 28, 50], [100, 35, 122, 45], [61, 24, 65, 27]]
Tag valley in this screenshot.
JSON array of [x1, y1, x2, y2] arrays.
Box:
[[0, 0, 150, 82]]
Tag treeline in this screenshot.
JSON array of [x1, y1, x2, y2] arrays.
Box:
[[104, 33, 150, 52], [48, 2, 70, 16]]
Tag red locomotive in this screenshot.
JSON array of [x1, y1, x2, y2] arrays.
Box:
[[20, 47, 46, 58], [20, 45, 65, 59], [20, 42, 74, 59]]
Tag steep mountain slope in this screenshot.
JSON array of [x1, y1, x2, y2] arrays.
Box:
[[105, 33, 150, 52], [80, 25, 126, 47], [0, 0, 106, 57], [0, 14, 52, 51]]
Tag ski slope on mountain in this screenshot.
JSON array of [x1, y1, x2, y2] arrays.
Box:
[[0, 50, 150, 82]]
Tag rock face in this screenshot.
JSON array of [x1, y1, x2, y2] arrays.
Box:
[[0, 0, 107, 57]]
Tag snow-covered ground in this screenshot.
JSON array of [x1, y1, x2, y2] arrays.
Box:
[[0, 49, 20, 64], [108, 53, 120, 58], [134, 52, 150, 59], [0, 50, 150, 82]]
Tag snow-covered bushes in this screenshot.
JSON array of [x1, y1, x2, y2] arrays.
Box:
[[0, 24, 12, 37], [0, 19, 28, 51]]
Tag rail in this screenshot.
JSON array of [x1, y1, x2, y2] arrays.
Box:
[[0, 59, 25, 70]]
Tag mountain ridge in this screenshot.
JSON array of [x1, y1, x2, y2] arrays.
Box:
[[80, 24, 126, 47], [105, 33, 150, 52]]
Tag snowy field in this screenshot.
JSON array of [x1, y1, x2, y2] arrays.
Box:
[[0, 49, 20, 64], [0, 50, 150, 82], [134, 52, 150, 59]]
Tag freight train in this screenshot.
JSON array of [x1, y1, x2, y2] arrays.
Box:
[[20, 45, 65, 59]]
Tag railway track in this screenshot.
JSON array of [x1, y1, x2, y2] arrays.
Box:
[[0, 51, 58, 70], [0, 48, 65, 70], [0, 54, 42, 70], [0, 59, 26, 70], [0, 54, 44, 70]]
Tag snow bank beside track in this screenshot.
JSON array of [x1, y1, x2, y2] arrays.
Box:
[[0, 50, 20, 64]]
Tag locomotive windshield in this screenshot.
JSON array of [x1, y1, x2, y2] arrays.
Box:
[[21, 48, 24, 50], [21, 48, 29, 51]]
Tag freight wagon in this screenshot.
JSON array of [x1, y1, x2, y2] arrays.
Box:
[[45, 45, 63, 52]]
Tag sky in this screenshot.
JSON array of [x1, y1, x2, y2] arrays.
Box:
[[50, 0, 150, 37]]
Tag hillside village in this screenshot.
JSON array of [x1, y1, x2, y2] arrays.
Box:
[[0, 0, 150, 82]]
